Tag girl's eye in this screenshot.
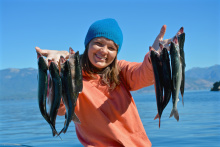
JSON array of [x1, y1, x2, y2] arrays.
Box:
[[95, 42, 102, 46], [108, 47, 117, 51]]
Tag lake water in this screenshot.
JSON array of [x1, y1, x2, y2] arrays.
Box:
[[0, 91, 219, 147]]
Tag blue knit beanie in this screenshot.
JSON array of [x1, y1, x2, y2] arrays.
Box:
[[84, 18, 123, 53]]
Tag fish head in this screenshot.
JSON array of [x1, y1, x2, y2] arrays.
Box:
[[170, 36, 180, 54], [150, 48, 161, 63], [178, 33, 185, 41], [37, 52, 42, 60], [69, 47, 76, 65], [74, 51, 80, 62], [38, 54, 48, 71], [176, 27, 184, 35], [161, 48, 169, 61], [49, 62, 60, 77]]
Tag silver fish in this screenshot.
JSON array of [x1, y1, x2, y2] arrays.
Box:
[[69, 48, 82, 122], [69, 47, 76, 90], [178, 27, 186, 105], [37, 52, 58, 136], [58, 55, 80, 135], [48, 61, 62, 136], [169, 37, 182, 121], [161, 48, 172, 113], [150, 48, 163, 128], [74, 51, 83, 93]]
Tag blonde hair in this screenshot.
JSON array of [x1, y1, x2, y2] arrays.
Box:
[[81, 46, 121, 90]]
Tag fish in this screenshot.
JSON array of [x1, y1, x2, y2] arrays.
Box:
[[153, 46, 172, 125], [58, 55, 80, 135], [48, 61, 62, 136], [150, 47, 164, 128], [74, 51, 83, 93], [69, 47, 76, 91], [37, 52, 58, 136], [161, 47, 172, 112], [69, 48, 82, 122], [169, 37, 182, 121], [177, 27, 186, 105]]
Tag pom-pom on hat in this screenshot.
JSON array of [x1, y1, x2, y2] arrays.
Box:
[[84, 18, 123, 53]]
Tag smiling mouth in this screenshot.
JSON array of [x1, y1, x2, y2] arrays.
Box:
[[95, 54, 107, 61]]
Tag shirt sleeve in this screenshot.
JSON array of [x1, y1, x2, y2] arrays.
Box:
[[118, 52, 154, 91]]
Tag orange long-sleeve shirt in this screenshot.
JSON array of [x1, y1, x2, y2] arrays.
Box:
[[58, 52, 154, 147]]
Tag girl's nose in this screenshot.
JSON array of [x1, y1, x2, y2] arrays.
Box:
[[100, 45, 108, 54]]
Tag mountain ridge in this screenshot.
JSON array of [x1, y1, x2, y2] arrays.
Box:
[[0, 64, 219, 99]]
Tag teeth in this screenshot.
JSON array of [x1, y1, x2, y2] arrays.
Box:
[[96, 54, 106, 60]]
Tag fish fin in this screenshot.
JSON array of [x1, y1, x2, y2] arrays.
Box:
[[57, 135, 63, 140], [58, 128, 65, 136], [58, 119, 67, 136], [154, 113, 159, 120], [159, 117, 161, 128], [180, 87, 184, 98], [72, 113, 81, 124], [154, 113, 161, 128], [56, 130, 63, 140], [182, 97, 184, 106], [49, 124, 61, 139], [169, 108, 179, 121]]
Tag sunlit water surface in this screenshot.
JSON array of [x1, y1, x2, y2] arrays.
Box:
[[0, 91, 219, 147]]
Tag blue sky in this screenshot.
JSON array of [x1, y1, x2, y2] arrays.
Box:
[[0, 0, 219, 71]]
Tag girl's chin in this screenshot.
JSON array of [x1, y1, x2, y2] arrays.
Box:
[[93, 63, 107, 69]]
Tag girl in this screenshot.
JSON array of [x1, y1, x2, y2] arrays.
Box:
[[36, 18, 167, 147]]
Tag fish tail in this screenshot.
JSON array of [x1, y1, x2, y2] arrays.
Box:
[[72, 113, 81, 124], [154, 113, 159, 120], [58, 127, 65, 136], [159, 117, 161, 128], [182, 97, 184, 106], [56, 132, 63, 140], [49, 123, 60, 138], [153, 113, 161, 128], [169, 108, 179, 121], [58, 119, 68, 135], [51, 126, 59, 137], [52, 130, 56, 136]]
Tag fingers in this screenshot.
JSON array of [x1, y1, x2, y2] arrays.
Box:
[[159, 25, 167, 40], [36, 46, 71, 66], [35, 46, 49, 57], [46, 56, 60, 65], [149, 46, 156, 52], [151, 25, 184, 52], [152, 25, 167, 50]]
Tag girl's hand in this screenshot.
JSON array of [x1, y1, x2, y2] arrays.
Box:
[[152, 25, 185, 52], [35, 46, 69, 65], [152, 25, 168, 51]]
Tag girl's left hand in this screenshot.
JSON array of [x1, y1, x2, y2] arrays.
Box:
[[152, 25, 167, 51]]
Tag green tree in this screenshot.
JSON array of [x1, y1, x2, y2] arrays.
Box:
[[211, 81, 220, 91]]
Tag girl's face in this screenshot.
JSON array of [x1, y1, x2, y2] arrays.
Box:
[[88, 37, 118, 70]]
